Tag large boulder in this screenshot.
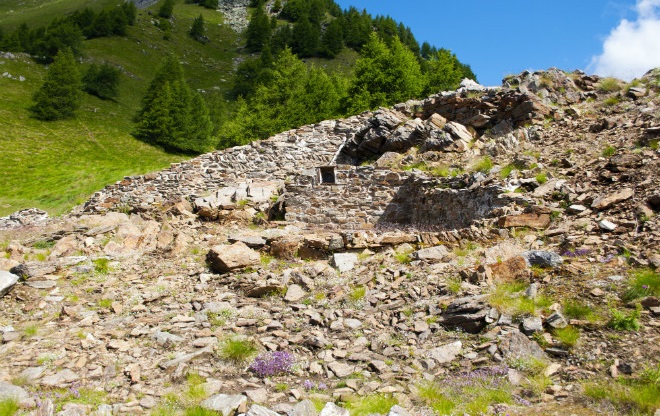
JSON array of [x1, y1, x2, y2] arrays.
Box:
[[0, 271, 19, 297], [207, 242, 260, 273], [438, 295, 497, 333]]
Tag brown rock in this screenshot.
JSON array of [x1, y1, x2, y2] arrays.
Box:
[[487, 256, 530, 282], [498, 213, 550, 229], [207, 242, 260, 273], [269, 237, 301, 260], [591, 188, 634, 210]]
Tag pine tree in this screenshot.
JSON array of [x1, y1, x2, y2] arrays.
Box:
[[423, 48, 465, 95], [134, 55, 214, 153], [158, 0, 176, 19], [245, 3, 270, 52], [320, 18, 343, 58], [291, 17, 319, 57], [189, 14, 207, 43], [30, 48, 82, 120], [83, 62, 121, 100]]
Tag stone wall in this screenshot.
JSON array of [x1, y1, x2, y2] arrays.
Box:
[[284, 166, 411, 229], [83, 118, 369, 213]]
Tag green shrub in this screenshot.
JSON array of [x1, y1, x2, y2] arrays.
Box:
[[489, 281, 553, 317], [562, 299, 598, 322], [349, 286, 366, 302], [601, 145, 617, 157], [598, 77, 621, 92], [472, 156, 493, 173], [535, 172, 547, 184], [608, 305, 641, 331], [603, 96, 620, 107], [93, 258, 110, 274]]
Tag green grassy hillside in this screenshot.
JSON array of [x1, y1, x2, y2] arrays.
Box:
[[0, 1, 244, 216]]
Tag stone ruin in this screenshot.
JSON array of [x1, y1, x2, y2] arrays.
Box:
[[80, 71, 598, 235]]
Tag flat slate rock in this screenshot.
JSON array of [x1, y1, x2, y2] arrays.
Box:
[[0, 271, 19, 297]]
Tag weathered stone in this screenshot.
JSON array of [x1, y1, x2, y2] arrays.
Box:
[[328, 361, 354, 378], [331, 253, 358, 273], [319, 402, 349, 416], [152, 331, 184, 345], [487, 256, 530, 282], [246, 404, 280, 416], [200, 394, 247, 416], [9, 261, 58, 279], [498, 212, 550, 229], [598, 219, 617, 231], [412, 245, 450, 262], [159, 348, 213, 369], [428, 341, 462, 364], [439, 295, 492, 333], [41, 369, 79, 387], [521, 317, 543, 335], [591, 188, 634, 210], [284, 284, 307, 302], [387, 405, 411, 416], [0, 271, 19, 297], [228, 235, 267, 248], [207, 242, 260, 273], [246, 285, 284, 298], [499, 329, 546, 360], [0, 381, 29, 402], [290, 400, 318, 416], [444, 121, 473, 142], [522, 250, 563, 268]]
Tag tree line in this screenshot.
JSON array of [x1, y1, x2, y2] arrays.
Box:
[[0, 2, 136, 63], [14, 0, 479, 157]]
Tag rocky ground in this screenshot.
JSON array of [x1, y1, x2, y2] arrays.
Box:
[[0, 68, 659, 416]]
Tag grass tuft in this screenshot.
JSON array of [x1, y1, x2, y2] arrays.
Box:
[[623, 268, 660, 301], [553, 325, 580, 348], [346, 394, 398, 416], [472, 156, 493, 174], [608, 305, 641, 331], [0, 399, 19, 416], [598, 77, 622, 92], [218, 337, 257, 363]]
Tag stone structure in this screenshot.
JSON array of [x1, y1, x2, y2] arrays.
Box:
[[81, 75, 574, 232]]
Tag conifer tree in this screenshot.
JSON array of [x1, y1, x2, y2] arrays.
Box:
[[83, 62, 121, 100], [158, 0, 176, 19], [291, 17, 319, 57], [30, 48, 82, 120], [245, 3, 271, 52], [189, 14, 207, 43], [134, 55, 213, 153]]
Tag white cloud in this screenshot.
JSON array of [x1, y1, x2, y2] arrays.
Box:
[[589, 0, 660, 80]]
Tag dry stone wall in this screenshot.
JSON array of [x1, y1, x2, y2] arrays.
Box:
[[83, 118, 369, 213], [284, 166, 411, 229]]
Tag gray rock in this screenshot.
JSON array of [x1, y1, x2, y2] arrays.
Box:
[[159, 347, 213, 369], [522, 250, 563, 268], [0, 381, 29, 402], [328, 361, 354, 378], [319, 402, 349, 416], [228, 234, 267, 248], [567, 204, 587, 214], [246, 404, 280, 416], [412, 245, 450, 261], [25, 280, 57, 289], [152, 331, 185, 345], [284, 284, 307, 302], [591, 188, 634, 210], [9, 261, 58, 279], [387, 405, 411, 416], [0, 271, 19, 297], [332, 253, 358, 273], [444, 121, 473, 142], [41, 369, 79, 387], [545, 312, 568, 329], [428, 341, 462, 364], [598, 219, 617, 231], [207, 242, 260, 273], [200, 394, 247, 416], [439, 295, 492, 333], [291, 400, 318, 416], [244, 388, 268, 404], [499, 329, 546, 360], [521, 317, 543, 335]]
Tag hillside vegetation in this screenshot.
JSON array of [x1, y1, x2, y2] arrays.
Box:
[[0, 0, 475, 216]]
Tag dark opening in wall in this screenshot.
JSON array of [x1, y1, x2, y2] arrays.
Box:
[[319, 166, 336, 184]]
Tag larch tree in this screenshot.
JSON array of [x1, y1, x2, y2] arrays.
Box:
[[30, 48, 82, 120]]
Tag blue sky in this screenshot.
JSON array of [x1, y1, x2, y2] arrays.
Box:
[[335, 0, 660, 86]]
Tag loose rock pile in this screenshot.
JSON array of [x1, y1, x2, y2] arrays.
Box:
[[0, 68, 659, 415]]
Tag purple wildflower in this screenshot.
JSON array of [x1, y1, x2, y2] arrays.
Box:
[[249, 351, 295, 378], [303, 380, 315, 390], [317, 382, 328, 391]]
